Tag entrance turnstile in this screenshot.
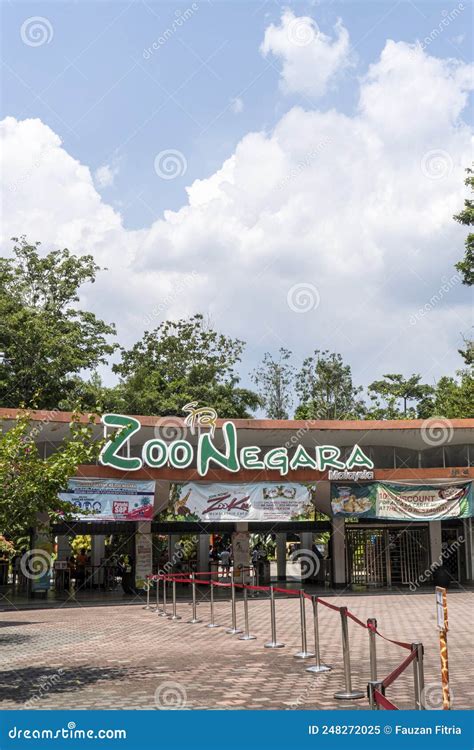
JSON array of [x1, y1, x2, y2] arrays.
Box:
[[346, 526, 430, 587]]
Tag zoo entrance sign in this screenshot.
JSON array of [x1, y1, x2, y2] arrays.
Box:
[[99, 414, 374, 479]]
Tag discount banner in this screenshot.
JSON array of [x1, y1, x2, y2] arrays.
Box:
[[59, 478, 156, 521], [170, 482, 314, 522], [331, 481, 473, 520]]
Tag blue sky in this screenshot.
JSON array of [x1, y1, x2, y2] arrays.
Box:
[[1, 0, 472, 395]]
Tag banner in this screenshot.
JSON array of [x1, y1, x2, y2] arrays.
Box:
[[59, 478, 155, 521], [331, 482, 473, 520], [135, 523, 153, 589], [173, 483, 314, 522]]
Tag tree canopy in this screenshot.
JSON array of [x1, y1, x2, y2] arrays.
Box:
[[294, 350, 364, 420], [252, 348, 295, 419]]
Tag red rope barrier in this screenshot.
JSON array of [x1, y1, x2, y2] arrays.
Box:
[[346, 611, 369, 629], [272, 586, 301, 596], [316, 597, 341, 613], [382, 650, 417, 689], [374, 690, 399, 710]]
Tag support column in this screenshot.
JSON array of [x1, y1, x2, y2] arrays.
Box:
[[276, 533, 287, 580], [232, 523, 250, 581], [332, 517, 346, 587], [299, 532, 313, 552], [168, 534, 180, 570], [429, 521, 442, 570], [91, 535, 105, 587], [197, 534, 210, 573], [56, 535, 71, 561]]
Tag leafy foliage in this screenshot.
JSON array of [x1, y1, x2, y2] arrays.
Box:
[[0, 237, 117, 409], [252, 348, 295, 419], [454, 167, 474, 286], [294, 350, 364, 420], [366, 374, 434, 419]]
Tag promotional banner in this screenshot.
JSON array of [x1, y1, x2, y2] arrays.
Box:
[[135, 523, 153, 590], [59, 478, 156, 521], [331, 482, 473, 521], [173, 483, 314, 522]]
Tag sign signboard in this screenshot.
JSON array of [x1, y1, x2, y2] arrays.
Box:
[[59, 478, 156, 522], [331, 482, 473, 520], [170, 482, 314, 522]]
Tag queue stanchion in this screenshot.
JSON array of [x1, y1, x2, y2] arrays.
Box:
[[367, 680, 384, 710], [187, 573, 202, 624], [154, 575, 162, 615], [226, 576, 242, 635], [412, 642, 425, 710], [264, 587, 285, 648], [294, 589, 314, 659], [206, 581, 221, 629], [160, 576, 169, 617], [306, 596, 331, 673], [334, 607, 365, 700], [143, 576, 151, 610], [170, 578, 181, 621], [368, 618, 377, 681], [238, 586, 256, 641]]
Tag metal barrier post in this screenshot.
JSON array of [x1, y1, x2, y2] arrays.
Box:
[[368, 618, 377, 681], [160, 576, 169, 617], [294, 590, 314, 659], [306, 596, 331, 673], [226, 578, 242, 635], [411, 642, 425, 710], [367, 680, 384, 710], [238, 587, 256, 641], [334, 607, 365, 700], [416, 642, 425, 708], [143, 577, 151, 610], [170, 579, 181, 621], [154, 575, 162, 615], [206, 581, 221, 628], [187, 573, 202, 624], [264, 587, 285, 648]]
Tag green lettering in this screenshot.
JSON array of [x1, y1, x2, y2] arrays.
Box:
[[289, 445, 317, 471], [346, 444, 374, 469], [240, 446, 264, 470], [169, 440, 193, 468], [264, 447, 289, 476], [100, 414, 142, 471], [316, 445, 344, 471], [142, 439, 168, 468], [198, 421, 239, 476]]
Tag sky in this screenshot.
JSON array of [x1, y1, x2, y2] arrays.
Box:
[[1, 0, 473, 397]]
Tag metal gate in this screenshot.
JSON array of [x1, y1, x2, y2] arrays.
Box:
[[346, 527, 429, 587]]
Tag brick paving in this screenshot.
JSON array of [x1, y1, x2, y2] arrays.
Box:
[[0, 590, 472, 711]]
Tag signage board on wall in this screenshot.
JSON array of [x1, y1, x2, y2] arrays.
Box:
[[331, 482, 473, 521], [59, 478, 156, 522], [170, 482, 314, 522]]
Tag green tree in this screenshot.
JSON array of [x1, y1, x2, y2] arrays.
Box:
[[294, 350, 364, 420], [252, 348, 295, 419], [455, 167, 474, 286], [0, 411, 101, 541], [113, 314, 261, 417], [418, 370, 474, 419], [0, 237, 117, 409], [366, 373, 434, 419]]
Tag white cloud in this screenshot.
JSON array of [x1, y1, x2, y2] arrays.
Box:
[[260, 11, 352, 98], [230, 97, 244, 114], [94, 162, 119, 188], [1, 37, 472, 389]]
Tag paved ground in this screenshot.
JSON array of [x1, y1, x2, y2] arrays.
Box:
[[0, 589, 472, 711]]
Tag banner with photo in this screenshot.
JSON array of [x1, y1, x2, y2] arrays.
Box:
[[172, 483, 314, 522], [331, 481, 473, 520], [59, 478, 156, 521]]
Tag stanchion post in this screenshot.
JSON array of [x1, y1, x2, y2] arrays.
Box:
[[306, 596, 332, 673], [264, 586, 285, 648], [367, 680, 384, 710], [412, 642, 425, 710], [334, 607, 365, 700], [368, 617, 377, 681], [143, 577, 151, 610], [226, 577, 242, 635], [238, 587, 256, 641], [294, 590, 314, 659], [170, 578, 181, 621], [187, 573, 202, 624], [154, 575, 162, 615], [207, 581, 221, 628], [159, 575, 169, 617]]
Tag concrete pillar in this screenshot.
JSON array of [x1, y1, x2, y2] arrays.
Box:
[[197, 534, 210, 573], [91, 535, 105, 586], [463, 518, 473, 581], [56, 535, 71, 561], [276, 533, 287, 580], [332, 517, 346, 586], [299, 532, 313, 552], [429, 521, 442, 569]]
